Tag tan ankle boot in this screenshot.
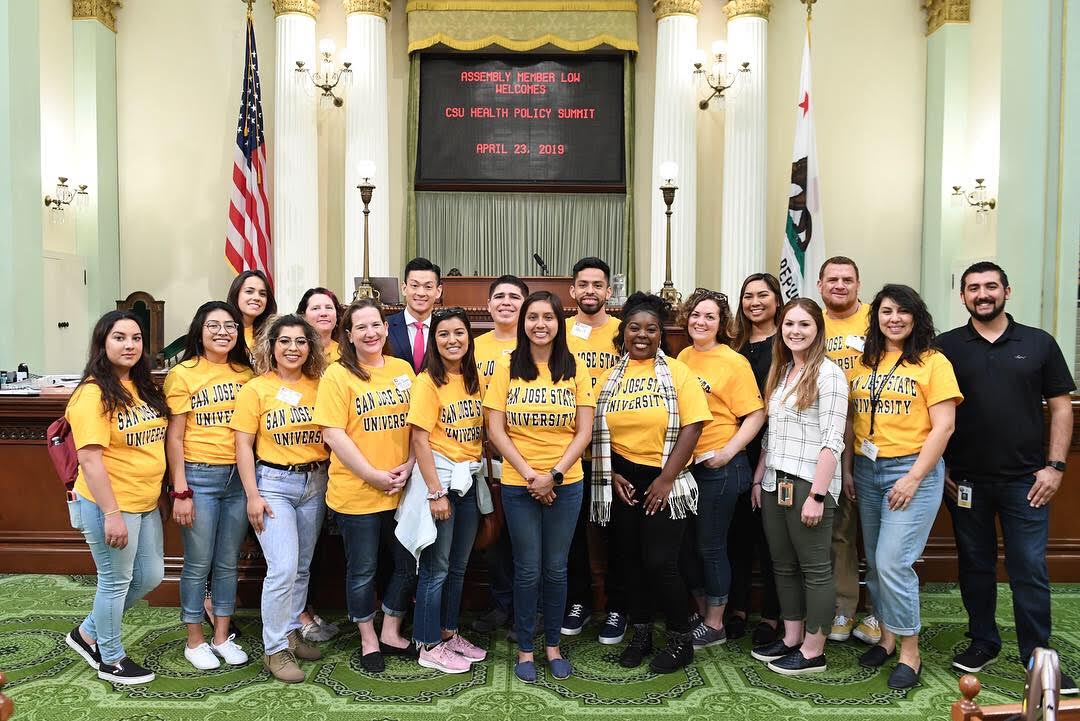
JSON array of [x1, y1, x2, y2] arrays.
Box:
[[263, 649, 304, 683], [287, 629, 322, 661]]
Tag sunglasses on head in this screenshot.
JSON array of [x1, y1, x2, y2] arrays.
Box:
[[432, 306, 467, 320], [690, 288, 729, 305]]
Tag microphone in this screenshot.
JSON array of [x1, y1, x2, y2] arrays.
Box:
[[532, 252, 550, 276]]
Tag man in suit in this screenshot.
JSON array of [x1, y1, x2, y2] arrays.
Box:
[[386, 257, 442, 373]]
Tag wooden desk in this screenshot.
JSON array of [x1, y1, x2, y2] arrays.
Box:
[[439, 275, 574, 308]]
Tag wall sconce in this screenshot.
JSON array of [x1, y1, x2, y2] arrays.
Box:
[[693, 40, 750, 111], [295, 37, 352, 108], [657, 161, 682, 305], [43, 176, 89, 225], [951, 178, 997, 224]]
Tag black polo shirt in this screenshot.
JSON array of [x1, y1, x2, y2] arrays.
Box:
[[939, 314, 1075, 483]]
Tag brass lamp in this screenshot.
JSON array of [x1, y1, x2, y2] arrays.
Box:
[[658, 161, 682, 305], [353, 160, 380, 301]]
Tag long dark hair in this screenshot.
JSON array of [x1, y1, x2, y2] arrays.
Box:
[[617, 291, 672, 355], [181, 301, 252, 370], [226, 270, 277, 334], [733, 273, 782, 350], [861, 284, 937, 368], [337, 298, 386, 382], [678, 288, 733, 347], [77, 310, 168, 418], [251, 314, 326, 379], [424, 307, 480, 395], [510, 291, 576, 383]]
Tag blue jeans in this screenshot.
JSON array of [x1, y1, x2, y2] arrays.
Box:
[[413, 485, 481, 645], [945, 474, 1051, 664], [75, 497, 164, 664], [179, 463, 249, 624], [337, 509, 417, 623], [692, 453, 749, 607], [854, 453, 944, 636], [254, 463, 327, 655], [501, 482, 583, 652]]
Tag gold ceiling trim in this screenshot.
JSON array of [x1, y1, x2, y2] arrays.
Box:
[[722, 0, 771, 21], [922, 0, 970, 35], [72, 0, 122, 32], [653, 0, 701, 20], [273, 0, 320, 17], [344, 0, 391, 18]]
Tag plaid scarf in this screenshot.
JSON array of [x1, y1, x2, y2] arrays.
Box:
[[590, 350, 698, 526]]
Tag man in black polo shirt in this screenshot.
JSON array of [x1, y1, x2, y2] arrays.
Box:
[[938, 261, 1076, 694]]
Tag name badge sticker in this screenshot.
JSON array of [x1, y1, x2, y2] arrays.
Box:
[[394, 375, 413, 392], [276, 386, 302, 406], [847, 335, 865, 352], [860, 438, 879, 462], [571, 322, 592, 340]]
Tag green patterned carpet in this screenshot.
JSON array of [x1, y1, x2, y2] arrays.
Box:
[[2, 574, 1078, 721]]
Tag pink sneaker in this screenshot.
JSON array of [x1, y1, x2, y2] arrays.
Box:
[[443, 633, 487, 662], [418, 642, 471, 674]]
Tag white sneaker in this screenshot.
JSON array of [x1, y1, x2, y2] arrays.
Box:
[[184, 642, 221, 670], [211, 634, 249, 665]]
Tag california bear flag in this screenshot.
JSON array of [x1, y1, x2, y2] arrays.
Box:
[[778, 30, 825, 302]]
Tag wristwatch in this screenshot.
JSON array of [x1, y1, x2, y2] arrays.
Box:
[[1048, 460, 1067, 472], [811, 492, 826, 503], [551, 468, 565, 486]]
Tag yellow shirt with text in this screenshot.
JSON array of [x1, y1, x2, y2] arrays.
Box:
[[474, 331, 516, 394], [407, 371, 484, 463], [599, 357, 712, 467], [68, 380, 168, 513], [229, 373, 328, 466], [164, 359, 253, 464], [483, 362, 595, 486], [314, 358, 414, 514], [824, 303, 872, 379], [565, 315, 621, 387], [850, 350, 963, 457], [677, 345, 764, 456]]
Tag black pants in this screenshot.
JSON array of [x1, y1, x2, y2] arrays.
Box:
[[727, 487, 781, 619], [566, 459, 626, 613], [609, 453, 690, 633]]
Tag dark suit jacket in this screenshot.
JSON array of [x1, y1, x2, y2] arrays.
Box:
[[386, 311, 425, 374]]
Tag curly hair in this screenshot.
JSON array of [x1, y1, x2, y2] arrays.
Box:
[[861, 284, 937, 368], [251, 314, 327, 379], [679, 287, 734, 347], [616, 291, 671, 355]]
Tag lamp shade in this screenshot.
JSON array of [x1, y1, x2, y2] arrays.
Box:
[[357, 160, 377, 181], [659, 161, 679, 182]]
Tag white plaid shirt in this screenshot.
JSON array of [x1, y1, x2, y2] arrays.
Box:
[[761, 359, 848, 501]]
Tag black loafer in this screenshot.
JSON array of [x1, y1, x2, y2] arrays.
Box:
[[859, 644, 896, 668], [379, 640, 420, 659], [751, 639, 800, 663], [887, 662, 921, 690], [725, 614, 747, 641], [752, 621, 778, 646], [361, 650, 385, 673]]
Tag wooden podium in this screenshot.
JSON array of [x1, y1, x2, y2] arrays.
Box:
[[439, 276, 574, 308]]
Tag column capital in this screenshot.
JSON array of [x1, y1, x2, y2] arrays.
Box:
[[72, 0, 122, 32], [273, 0, 320, 18], [922, 0, 970, 35], [344, 0, 390, 20], [652, 0, 701, 21], [722, 0, 771, 21]]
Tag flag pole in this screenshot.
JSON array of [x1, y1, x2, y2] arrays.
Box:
[[801, 0, 815, 45]]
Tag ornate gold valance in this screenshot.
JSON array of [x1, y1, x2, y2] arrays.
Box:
[[722, 0, 771, 21], [407, 0, 638, 53], [72, 0, 122, 32], [273, 0, 320, 18], [922, 0, 970, 35], [344, 0, 391, 19]]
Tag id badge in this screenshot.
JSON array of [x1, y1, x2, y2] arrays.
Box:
[[957, 482, 973, 509], [778, 480, 794, 507], [276, 386, 302, 406], [393, 374, 413, 392], [860, 438, 879, 462], [846, 335, 865, 352], [571, 322, 592, 340]]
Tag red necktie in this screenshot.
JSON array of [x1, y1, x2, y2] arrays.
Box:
[[412, 321, 425, 370]]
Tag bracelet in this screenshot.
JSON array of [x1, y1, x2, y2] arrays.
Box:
[[169, 489, 194, 500], [752, 482, 761, 487], [103, 509, 122, 517], [426, 489, 448, 501]]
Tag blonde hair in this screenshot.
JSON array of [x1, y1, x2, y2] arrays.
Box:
[[763, 298, 828, 412]]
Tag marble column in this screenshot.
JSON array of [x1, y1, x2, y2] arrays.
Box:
[[272, 0, 320, 310], [343, 0, 391, 293], [718, 0, 769, 300], [649, 0, 700, 296]]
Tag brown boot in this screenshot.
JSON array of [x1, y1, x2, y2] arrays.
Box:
[[263, 649, 304, 683], [287, 629, 322, 661]]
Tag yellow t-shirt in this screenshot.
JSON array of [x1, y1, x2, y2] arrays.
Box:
[[164, 358, 254, 464], [325, 339, 341, 363], [314, 358, 415, 515], [824, 303, 872, 379], [598, 357, 712, 467], [229, 372, 328, 466], [474, 331, 516, 393], [483, 362, 595, 486], [677, 344, 764, 457], [406, 371, 484, 463], [565, 315, 622, 387], [243, 325, 256, 351], [850, 350, 964, 457], [67, 380, 168, 513]]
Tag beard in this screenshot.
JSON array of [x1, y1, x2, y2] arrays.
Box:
[[966, 297, 1005, 321], [576, 296, 605, 315]]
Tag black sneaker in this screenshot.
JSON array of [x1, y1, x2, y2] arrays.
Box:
[[1061, 671, 1078, 695], [472, 606, 510, 634], [751, 639, 801, 663], [649, 632, 694, 674], [952, 644, 998, 673], [66, 626, 101, 670], [690, 621, 726, 649], [767, 649, 827, 676], [619, 624, 653, 668], [561, 604, 589, 636], [599, 611, 628, 645], [97, 656, 155, 685]]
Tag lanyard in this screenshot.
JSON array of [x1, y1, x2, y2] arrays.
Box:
[[867, 358, 903, 436]]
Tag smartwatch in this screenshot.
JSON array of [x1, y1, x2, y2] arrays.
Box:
[[811, 492, 826, 503], [1048, 460, 1067, 473], [551, 468, 565, 486]]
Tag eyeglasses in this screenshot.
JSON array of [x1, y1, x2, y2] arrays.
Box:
[[432, 306, 467, 320], [204, 321, 240, 334], [274, 337, 310, 349]]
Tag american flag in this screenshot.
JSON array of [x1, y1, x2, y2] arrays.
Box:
[[225, 12, 272, 285]]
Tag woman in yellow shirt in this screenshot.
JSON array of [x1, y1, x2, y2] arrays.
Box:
[[406, 307, 488, 674], [64, 311, 169, 686], [844, 284, 962, 690], [313, 299, 418, 674], [591, 292, 711, 674], [226, 269, 277, 349], [484, 290, 595, 684], [297, 286, 342, 364], [230, 315, 328, 683], [164, 301, 253, 671], [676, 289, 765, 650]]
